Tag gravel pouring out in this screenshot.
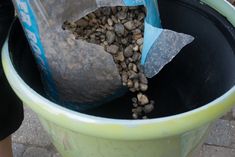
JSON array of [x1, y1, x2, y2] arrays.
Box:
[[63, 6, 155, 119]]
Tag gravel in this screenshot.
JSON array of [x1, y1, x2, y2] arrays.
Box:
[[63, 6, 155, 119]]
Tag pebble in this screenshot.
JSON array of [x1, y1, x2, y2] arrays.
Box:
[[122, 73, 128, 83], [127, 80, 134, 88], [139, 73, 148, 84], [132, 52, 140, 62], [88, 13, 96, 19], [136, 107, 143, 113], [133, 103, 138, 107], [114, 23, 125, 36], [128, 63, 134, 70], [120, 62, 127, 69], [133, 45, 139, 52], [137, 93, 149, 106], [132, 64, 138, 72], [111, 15, 118, 23], [115, 52, 125, 62], [134, 80, 139, 90], [107, 18, 113, 26], [124, 21, 136, 30], [75, 19, 88, 27], [101, 7, 111, 16], [132, 113, 138, 119], [106, 45, 119, 55], [121, 38, 128, 45], [117, 11, 127, 20], [143, 104, 154, 113], [130, 88, 136, 92], [133, 33, 142, 40], [137, 38, 144, 45], [124, 45, 133, 57], [106, 31, 115, 44], [140, 83, 148, 92], [132, 97, 137, 103], [133, 29, 141, 35], [142, 116, 148, 119], [129, 71, 138, 79], [138, 13, 145, 21]]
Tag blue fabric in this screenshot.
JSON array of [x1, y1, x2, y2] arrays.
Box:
[[123, 0, 144, 6], [141, 21, 163, 64], [141, 0, 163, 64]]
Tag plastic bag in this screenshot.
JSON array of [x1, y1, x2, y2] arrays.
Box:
[[12, 0, 193, 110]]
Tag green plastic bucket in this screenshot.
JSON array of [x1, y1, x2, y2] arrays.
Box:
[[2, 0, 235, 157]]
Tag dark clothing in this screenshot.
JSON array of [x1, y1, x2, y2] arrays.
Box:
[[0, 0, 24, 141]]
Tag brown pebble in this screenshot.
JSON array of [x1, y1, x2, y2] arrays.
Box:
[[137, 38, 144, 45], [143, 104, 154, 113], [124, 45, 133, 57], [117, 11, 127, 20], [137, 93, 149, 106], [101, 7, 111, 16], [107, 18, 113, 26], [115, 52, 125, 62], [142, 116, 148, 119], [132, 113, 138, 119], [106, 31, 116, 44], [121, 72, 128, 83], [111, 7, 117, 14], [111, 15, 118, 23], [88, 13, 96, 19], [139, 73, 148, 84], [106, 45, 119, 55], [136, 107, 143, 113], [124, 21, 135, 30], [132, 29, 141, 35], [129, 88, 136, 92], [132, 97, 137, 103], [127, 80, 134, 88], [138, 13, 145, 21], [133, 45, 139, 52], [103, 41, 108, 46], [114, 23, 125, 36], [132, 53, 140, 62], [128, 63, 134, 70], [134, 80, 139, 90], [121, 38, 128, 45], [132, 64, 138, 72], [133, 103, 138, 107], [83, 16, 89, 21], [75, 19, 88, 27], [128, 57, 134, 63], [120, 62, 127, 69], [133, 33, 142, 40], [140, 83, 148, 92], [129, 71, 138, 79]]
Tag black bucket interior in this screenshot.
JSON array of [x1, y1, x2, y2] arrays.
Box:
[[8, 0, 235, 119]]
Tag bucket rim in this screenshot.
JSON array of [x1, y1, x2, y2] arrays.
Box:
[[2, 0, 235, 140], [3, 42, 235, 140]]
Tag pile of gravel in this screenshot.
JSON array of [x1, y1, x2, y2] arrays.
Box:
[[63, 6, 155, 119]]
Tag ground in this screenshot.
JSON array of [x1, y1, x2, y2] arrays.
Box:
[[12, 106, 235, 157]]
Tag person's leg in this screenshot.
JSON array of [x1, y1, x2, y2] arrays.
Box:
[[0, 136, 13, 157]]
